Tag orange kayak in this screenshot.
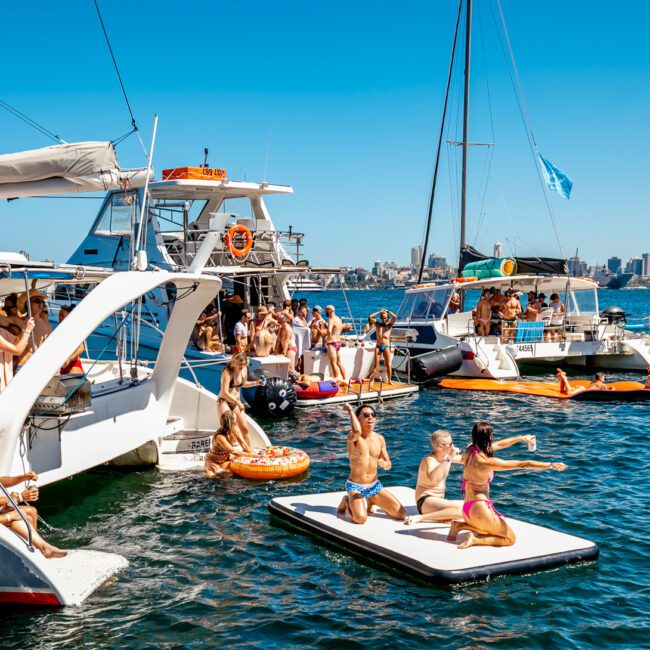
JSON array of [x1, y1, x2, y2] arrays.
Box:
[[439, 378, 650, 401]]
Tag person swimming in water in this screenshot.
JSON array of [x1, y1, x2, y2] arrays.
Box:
[[447, 421, 567, 549]]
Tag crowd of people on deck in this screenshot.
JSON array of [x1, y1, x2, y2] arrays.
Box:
[[191, 292, 397, 384], [472, 287, 565, 342]]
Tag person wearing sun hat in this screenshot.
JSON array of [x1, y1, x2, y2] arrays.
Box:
[[14, 284, 52, 365]]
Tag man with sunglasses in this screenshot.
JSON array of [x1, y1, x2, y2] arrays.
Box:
[[337, 403, 406, 524], [405, 429, 463, 525]]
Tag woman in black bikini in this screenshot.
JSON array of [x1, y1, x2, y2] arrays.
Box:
[[217, 353, 260, 446], [204, 412, 255, 477]]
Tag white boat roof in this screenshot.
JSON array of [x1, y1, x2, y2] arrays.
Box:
[[149, 179, 293, 200], [407, 274, 598, 294]]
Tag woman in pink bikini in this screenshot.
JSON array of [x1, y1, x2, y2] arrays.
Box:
[[448, 421, 567, 549]]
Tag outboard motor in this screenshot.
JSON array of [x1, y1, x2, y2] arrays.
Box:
[[601, 306, 626, 325], [409, 346, 463, 383], [249, 377, 297, 417]]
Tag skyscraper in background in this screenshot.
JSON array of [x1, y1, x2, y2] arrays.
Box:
[[410, 246, 422, 268], [607, 257, 622, 274]]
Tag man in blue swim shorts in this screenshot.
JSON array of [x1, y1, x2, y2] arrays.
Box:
[[337, 403, 406, 524]]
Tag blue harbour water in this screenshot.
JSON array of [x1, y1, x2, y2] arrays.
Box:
[[3, 289, 650, 649]]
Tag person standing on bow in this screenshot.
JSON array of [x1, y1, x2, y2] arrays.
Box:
[[368, 308, 396, 384], [325, 305, 346, 381]]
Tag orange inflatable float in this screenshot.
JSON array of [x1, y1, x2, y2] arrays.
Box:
[[439, 378, 650, 401], [229, 446, 310, 479]]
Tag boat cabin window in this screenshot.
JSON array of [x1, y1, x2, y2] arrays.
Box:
[[93, 192, 139, 236], [396, 287, 453, 320], [151, 199, 208, 234], [568, 288, 598, 315]]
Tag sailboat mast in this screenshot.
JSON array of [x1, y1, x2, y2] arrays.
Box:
[[460, 0, 472, 257]]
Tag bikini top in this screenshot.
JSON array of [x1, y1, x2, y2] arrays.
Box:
[[461, 446, 494, 494], [227, 369, 244, 389]]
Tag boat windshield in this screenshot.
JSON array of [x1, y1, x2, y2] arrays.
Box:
[[396, 287, 453, 321], [568, 288, 598, 315]]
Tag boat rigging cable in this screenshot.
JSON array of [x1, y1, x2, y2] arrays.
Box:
[[489, 0, 566, 263], [417, 0, 463, 283], [92, 0, 147, 155], [0, 99, 65, 144]]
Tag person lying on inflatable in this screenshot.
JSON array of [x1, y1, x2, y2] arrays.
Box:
[[556, 369, 613, 396]]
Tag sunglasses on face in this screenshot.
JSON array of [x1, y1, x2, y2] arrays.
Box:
[[360, 412, 375, 419]]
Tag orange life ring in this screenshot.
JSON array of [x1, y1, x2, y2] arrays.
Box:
[[452, 276, 478, 283], [229, 446, 310, 480], [225, 225, 253, 258]]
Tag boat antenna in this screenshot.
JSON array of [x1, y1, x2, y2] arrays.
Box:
[[459, 0, 472, 267], [418, 0, 463, 284], [203, 148, 209, 169]]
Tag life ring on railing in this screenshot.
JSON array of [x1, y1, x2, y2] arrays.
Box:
[[452, 276, 478, 283], [225, 225, 253, 258], [229, 446, 310, 480]]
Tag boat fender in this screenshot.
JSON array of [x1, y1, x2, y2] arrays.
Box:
[[251, 377, 297, 417], [409, 346, 463, 383]]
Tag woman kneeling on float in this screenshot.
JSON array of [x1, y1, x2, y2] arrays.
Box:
[[448, 421, 567, 550]]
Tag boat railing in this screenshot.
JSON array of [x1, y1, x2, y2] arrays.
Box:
[[162, 226, 307, 269], [0, 481, 34, 552]]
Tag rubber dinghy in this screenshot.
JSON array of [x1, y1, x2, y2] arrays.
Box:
[[439, 378, 650, 401], [268, 486, 598, 585]]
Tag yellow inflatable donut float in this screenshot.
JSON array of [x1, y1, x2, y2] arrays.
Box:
[[230, 446, 310, 480]]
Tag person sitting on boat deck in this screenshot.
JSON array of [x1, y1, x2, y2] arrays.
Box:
[[15, 286, 52, 366], [337, 403, 407, 524], [275, 312, 298, 374], [499, 289, 522, 343], [448, 291, 461, 315], [368, 308, 396, 384], [217, 353, 261, 444], [524, 291, 540, 322], [547, 292, 565, 342], [0, 317, 35, 391], [1, 471, 67, 558], [253, 317, 277, 357], [475, 289, 492, 336], [447, 421, 567, 549], [405, 429, 464, 525], [192, 305, 221, 352], [58, 305, 85, 374], [309, 305, 327, 349], [325, 305, 347, 381], [204, 411, 255, 477], [2, 293, 19, 320], [233, 310, 252, 354]]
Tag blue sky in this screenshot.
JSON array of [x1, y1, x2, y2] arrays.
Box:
[[1, 1, 649, 269]]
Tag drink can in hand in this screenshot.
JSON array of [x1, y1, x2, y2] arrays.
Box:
[[527, 436, 537, 452]]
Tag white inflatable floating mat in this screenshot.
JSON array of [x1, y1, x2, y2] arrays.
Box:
[[269, 486, 598, 584]]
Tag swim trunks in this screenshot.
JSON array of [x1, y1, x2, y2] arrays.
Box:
[[377, 345, 388, 352], [345, 479, 383, 499], [328, 341, 341, 351]]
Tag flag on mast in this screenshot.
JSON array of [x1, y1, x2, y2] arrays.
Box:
[[539, 155, 573, 199]]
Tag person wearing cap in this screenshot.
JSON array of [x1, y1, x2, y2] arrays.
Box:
[[325, 305, 346, 380], [499, 289, 521, 342], [0, 316, 35, 390], [310, 305, 327, 349], [253, 305, 270, 337], [14, 286, 51, 365]]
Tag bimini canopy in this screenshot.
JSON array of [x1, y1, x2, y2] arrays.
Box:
[[0, 141, 150, 199]]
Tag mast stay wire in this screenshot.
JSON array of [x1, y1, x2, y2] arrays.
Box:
[[490, 0, 567, 262], [92, 0, 148, 157], [417, 0, 463, 283], [0, 99, 65, 144]]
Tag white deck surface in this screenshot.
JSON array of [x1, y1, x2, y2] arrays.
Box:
[[270, 486, 597, 583], [41, 549, 128, 605]]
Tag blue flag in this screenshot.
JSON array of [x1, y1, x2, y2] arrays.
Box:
[[539, 155, 573, 199]]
